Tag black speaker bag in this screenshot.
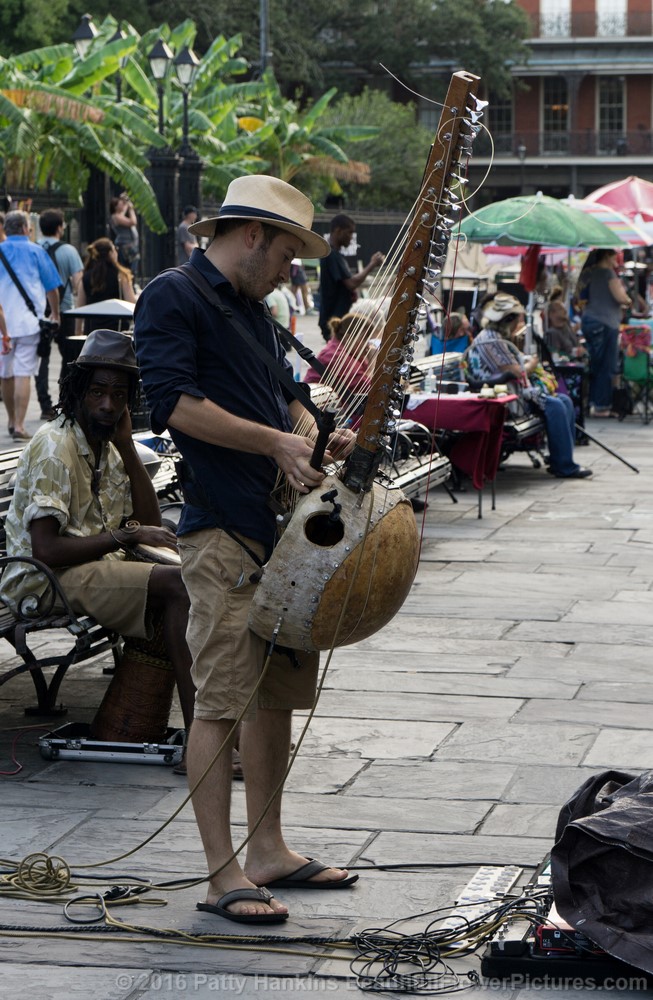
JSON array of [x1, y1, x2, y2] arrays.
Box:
[[551, 769, 653, 974]]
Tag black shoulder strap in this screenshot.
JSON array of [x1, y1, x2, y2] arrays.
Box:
[[44, 240, 70, 297], [266, 311, 326, 377], [45, 240, 63, 261], [178, 262, 326, 426], [0, 246, 38, 317]]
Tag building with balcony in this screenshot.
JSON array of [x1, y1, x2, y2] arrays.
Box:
[[446, 0, 653, 207]]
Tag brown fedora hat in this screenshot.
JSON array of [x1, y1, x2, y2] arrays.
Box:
[[74, 329, 139, 374], [189, 176, 330, 259]]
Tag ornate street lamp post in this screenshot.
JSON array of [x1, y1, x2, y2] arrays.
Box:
[[173, 46, 203, 219], [144, 37, 180, 281], [72, 15, 107, 248], [148, 38, 174, 136], [108, 27, 128, 103], [517, 142, 527, 194], [173, 46, 200, 153]]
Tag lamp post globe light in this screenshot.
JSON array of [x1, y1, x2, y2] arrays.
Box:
[[173, 45, 203, 217], [148, 38, 174, 136], [144, 37, 180, 281], [72, 13, 99, 59], [173, 46, 200, 152]]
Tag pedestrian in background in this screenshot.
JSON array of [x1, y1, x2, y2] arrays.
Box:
[[38, 208, 84, 390], [177, 205, 199, 265], [318, 214, 384, 342], [576, 249, 631, 417], [289, 259, 314, 314], [75, 238, 136, 337], [109, 193, 140, 279], [0, 210, 60, 440]]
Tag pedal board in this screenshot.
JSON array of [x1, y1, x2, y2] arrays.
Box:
[[39, 722, 184, 766], [480, 856, 653, 987], [442, 865, 523, 947]]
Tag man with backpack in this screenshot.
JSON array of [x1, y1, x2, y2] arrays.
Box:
[[38, 209, 84, 415]]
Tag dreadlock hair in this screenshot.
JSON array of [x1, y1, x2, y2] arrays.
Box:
[[56, 364, 139, 424]]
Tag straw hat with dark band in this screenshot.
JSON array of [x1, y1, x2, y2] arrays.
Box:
[[189, 176, 330, 259], [482, 293, 525, 324]]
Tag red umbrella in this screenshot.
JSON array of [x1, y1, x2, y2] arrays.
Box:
[[585, 175, 653, 223]]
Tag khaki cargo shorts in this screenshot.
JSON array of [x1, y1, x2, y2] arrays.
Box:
[[178, 528, 319, 721], [54, 558, 155, 638]]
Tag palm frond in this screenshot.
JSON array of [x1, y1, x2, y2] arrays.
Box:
[[2, 88, 104, 124], [301, 156, 372, 183]]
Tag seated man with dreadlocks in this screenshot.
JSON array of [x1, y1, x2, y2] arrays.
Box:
[[0, 330, 195, 731]]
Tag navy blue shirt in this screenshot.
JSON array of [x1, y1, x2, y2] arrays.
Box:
[[133, 250, 294, 551]]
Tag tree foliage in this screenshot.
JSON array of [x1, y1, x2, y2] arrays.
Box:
[[319, 89, 434, 212], [0, 18, 376, 225], [225, 71, 378, 195], [1, 1, 530, 101]]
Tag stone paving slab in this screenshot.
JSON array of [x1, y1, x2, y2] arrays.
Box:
[[584, 729, 653, 769], [578, 681, 653, 703], [289, 717, 457, 759], [563, 597, 653, 625], [435, 721, 598, 766], [503, 765, 608, 804], [344, 760, 516, 801], [308, 689, 524, 722], [344, 617, 513, 649], [329, 651, 512, 673], [508, 620, 653, 646], [33, 754, 365, 798], [0, 965, 144, 1000], [414, 565, 634, 599], [516, 697, 653, 729], [400, 593, 565, 621], [0, 780, 170, 816], [0, 804, 96, 857], [508, 653, 650, 680], [337, 637, 571, 660], [478, 803, 560, 838], [324, 667, 580, 700], [365, 832, 552, 868]]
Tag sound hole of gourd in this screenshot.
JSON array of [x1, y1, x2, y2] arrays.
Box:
[[304, 512, 345, 547]]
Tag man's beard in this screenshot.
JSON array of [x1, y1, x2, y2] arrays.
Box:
[[238, 243, 272, 301], [86, 415, 118, 440]]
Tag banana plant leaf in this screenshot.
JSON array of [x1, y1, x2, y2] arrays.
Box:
[[460, 193, 627, 249]]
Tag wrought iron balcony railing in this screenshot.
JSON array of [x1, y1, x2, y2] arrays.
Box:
[[474, 129, 653, 159], [533, 10, 651, 38]]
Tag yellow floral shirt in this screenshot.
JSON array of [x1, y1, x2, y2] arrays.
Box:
[[1, 416, 132, 614]]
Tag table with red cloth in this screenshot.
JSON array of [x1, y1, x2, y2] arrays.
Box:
[[402, 393, 517, 490]]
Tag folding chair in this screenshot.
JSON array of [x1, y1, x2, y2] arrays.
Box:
[[620, 326, 653, 425], [622, 349, 653, 424]]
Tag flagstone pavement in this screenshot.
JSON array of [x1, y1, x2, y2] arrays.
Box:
[[1, 319, 652, 998]]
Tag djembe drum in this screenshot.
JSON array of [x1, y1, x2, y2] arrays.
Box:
[[88, 545, 181, 744]]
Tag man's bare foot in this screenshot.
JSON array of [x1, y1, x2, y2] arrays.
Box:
[[246, 851, 358, 890], [203, 876, 289, 919]]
